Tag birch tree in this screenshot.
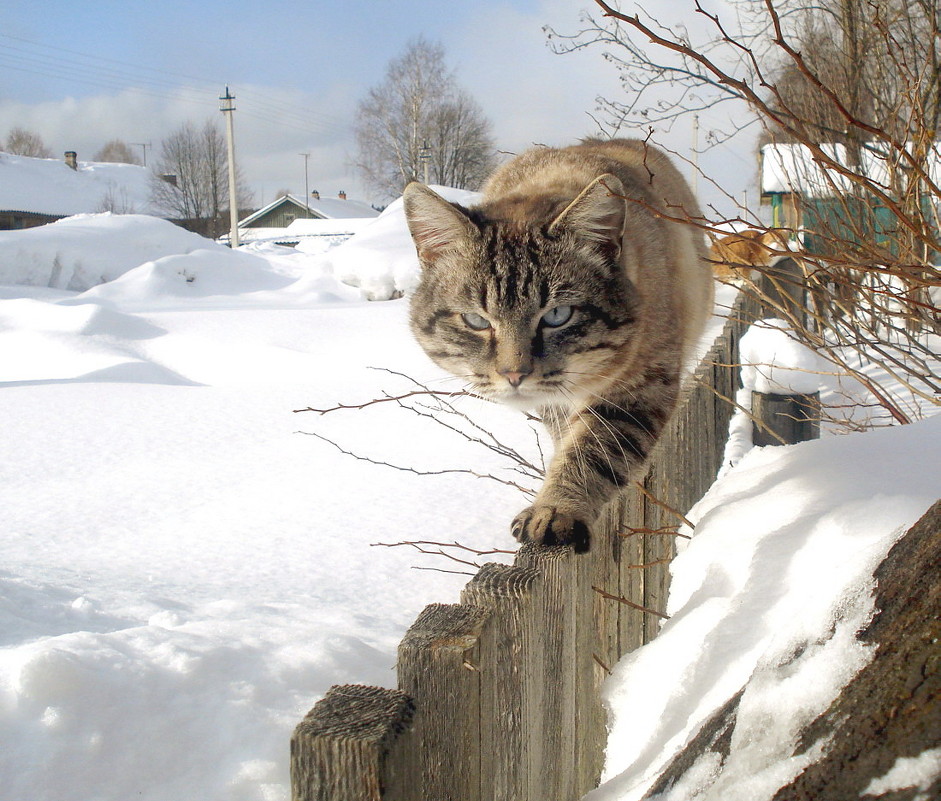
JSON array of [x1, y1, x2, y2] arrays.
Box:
[[353, 37, 497, 199], [4, 127, 53, 158]]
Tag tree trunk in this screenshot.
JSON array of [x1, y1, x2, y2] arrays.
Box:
[[644, 499, 941, 800]]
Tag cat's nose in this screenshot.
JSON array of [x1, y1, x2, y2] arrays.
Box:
[[499, 369, 531, 387]]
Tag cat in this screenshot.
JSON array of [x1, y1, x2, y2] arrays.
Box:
[[710, 228, 781, 278], [403, 138, 713, 552]]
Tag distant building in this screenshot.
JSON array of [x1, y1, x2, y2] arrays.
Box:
[[228, 192, 379, 248], [239, 192, 378, 229], [760, 142, 940, 257], [0, 151, 154, 230]]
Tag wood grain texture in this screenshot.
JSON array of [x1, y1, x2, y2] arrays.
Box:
[[290, 684, 416, 801]]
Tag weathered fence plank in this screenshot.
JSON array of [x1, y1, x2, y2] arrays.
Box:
[[752, 391, 821, 446], [515, 544, 578, 800], [460, 564, 545, 801], [290, 684, 417, 801], [615, 484, 647, 656], [397, 603, 490, 801]]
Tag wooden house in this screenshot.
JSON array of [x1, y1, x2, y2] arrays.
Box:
[[0, 151, 153, 230], [760, 142, 940, 257], [239, 192, 378, 230], [231, 192, 380, 248]]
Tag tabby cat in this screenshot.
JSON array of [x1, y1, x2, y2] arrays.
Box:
[[403, 138, 713, 552]]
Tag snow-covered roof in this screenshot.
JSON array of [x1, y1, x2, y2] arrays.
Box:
[[222, 216, 376, 247], [238, 193, 378, 227], [306, 194, 378, 219], [761, 142, 941, 197], [0, 151, 154, 217]]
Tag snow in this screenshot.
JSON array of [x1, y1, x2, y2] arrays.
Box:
[[0, 208, 937, 801], [0, 214, 232, 292], [0, 151, 153, 216], [591, 416, 940, 801], [863, 748, 941, 798], [739, 318, 826, 395], [312, 185, 481, 300], [760, 142, 941, 196], [0, 211, 531, 801]]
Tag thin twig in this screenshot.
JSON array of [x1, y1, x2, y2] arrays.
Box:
[[298, 430, 537, 496], [293, 387, 474, 415], [632, 482, 695, 529], [592, 585, 670, 620]]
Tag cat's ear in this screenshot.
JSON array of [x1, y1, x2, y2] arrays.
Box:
[[549, 174, 626, 257], [403, 183, 477, 265]]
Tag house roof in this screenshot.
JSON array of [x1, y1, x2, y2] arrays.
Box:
[[238, 193, 379, 227], [0, 151, 154, 216], [761, 142, 941, 197], [222, 216, 376, 246]]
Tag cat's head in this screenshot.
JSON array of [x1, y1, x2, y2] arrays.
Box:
[[403, 176, 638, 410]]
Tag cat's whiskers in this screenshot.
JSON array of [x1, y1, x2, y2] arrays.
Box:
[[557, 400, 593, 496], [559, 371, 657, 439], [558, 387, 620, 498], [561, 385, 636, 483]]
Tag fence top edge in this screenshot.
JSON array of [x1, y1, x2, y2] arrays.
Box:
[[514, 542, 575, 569], [461, 561, 541, 602], [294, 684, 414, 743], [399, 602, 490, 650]]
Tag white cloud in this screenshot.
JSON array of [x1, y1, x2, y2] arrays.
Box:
[[0, 84, 372, 210]]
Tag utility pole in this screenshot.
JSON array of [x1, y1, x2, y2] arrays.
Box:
[[300, 152, 311, 218], [131, 141, 151, 167], [219, 86, 240, 248], [692, 114, 700, 200], [420, 140, 431, 184]]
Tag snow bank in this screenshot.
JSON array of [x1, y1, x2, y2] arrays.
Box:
[[0, 204, 535, 800], [316, 185, 481, 301], [592, 416, 940, 801], [0, 214, 227, 291]]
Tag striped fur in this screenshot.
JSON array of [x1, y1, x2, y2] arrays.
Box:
[[403, 138, 713, 552]]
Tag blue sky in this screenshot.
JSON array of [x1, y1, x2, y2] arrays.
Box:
[[1, 1, 758, 213]]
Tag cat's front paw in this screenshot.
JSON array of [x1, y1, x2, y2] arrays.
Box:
[[511, 504, 591, 553]]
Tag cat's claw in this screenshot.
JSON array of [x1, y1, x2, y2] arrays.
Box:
[[512, 505, 591, 553]]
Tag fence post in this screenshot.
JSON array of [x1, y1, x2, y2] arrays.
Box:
[[514, 544, 581, 799], [397, 603, 490, 801], [461, 563, 545, 801], [751, 390, 821, 445], [290, 684, 417, 801]]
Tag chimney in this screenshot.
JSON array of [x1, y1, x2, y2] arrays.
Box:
[[64, 151, 78, 170], [311, 190, 320, 200], [338, 190, 347, 200]]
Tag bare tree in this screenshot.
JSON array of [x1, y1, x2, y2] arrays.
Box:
[[4, 127, 53, 158], [353, 37, 498, 199], [93, 139, 142, 165], [553, 0, 940, 422], [150, 119, 252, 238], [96, 183, 137, 214]]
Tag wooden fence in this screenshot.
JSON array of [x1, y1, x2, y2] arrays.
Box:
[[291, 274, 810, 801]]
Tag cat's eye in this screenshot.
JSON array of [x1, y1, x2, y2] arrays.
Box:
[[541, 305, 574, 328], [461, 312, 492, 330]]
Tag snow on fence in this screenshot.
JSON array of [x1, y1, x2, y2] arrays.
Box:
[[291, 266, 816, 801]]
